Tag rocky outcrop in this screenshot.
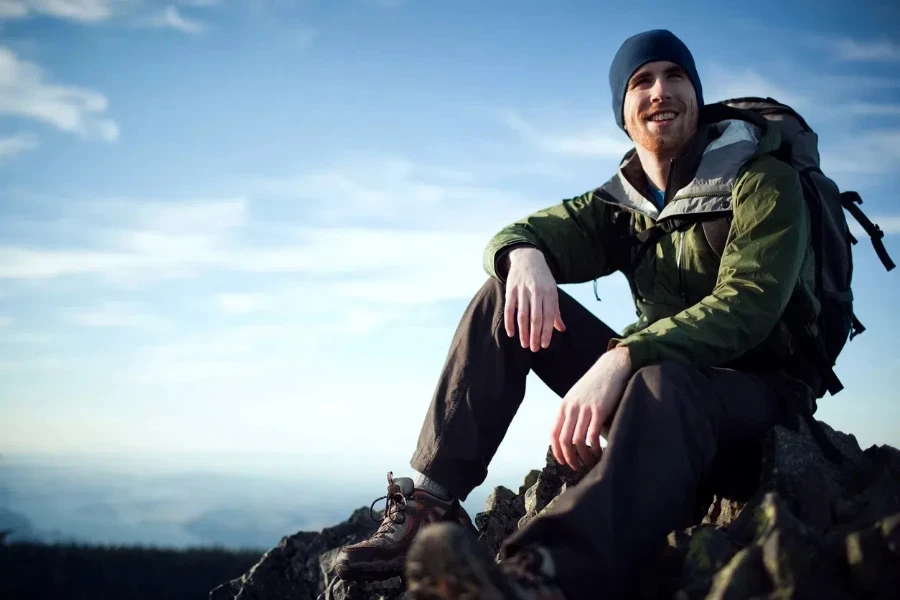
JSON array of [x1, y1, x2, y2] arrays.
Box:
[[209, 507, 381, 600], [211, 418, 900, 599]]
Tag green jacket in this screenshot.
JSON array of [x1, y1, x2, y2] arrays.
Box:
[[484, 112, 819, 380]]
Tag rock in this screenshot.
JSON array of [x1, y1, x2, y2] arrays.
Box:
[[754, 493, 852, 599], [475, 485, 525, 557], [683, 526, 736, 580], [212, 420, 900, 600], [318, 577, 409, 600], [517, 448, 588, 530], [209, 579, 242, 600], [703, 544, 770, 600], [841, 512, 900, 598], [211, 507, 379, 600], [518, 469, 541, 495]]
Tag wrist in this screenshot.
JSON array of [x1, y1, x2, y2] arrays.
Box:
[[500, 245, 541, 280], [615, 345, 631, 365], [508, 246, 540, 263], [602, 345, 632, 374]]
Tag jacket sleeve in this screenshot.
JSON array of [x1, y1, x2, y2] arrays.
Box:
[[483, 191, 618, 284], [612, 160, 810, 370]]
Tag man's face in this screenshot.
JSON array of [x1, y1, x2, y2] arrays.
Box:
[[623, 60, 699, 156]]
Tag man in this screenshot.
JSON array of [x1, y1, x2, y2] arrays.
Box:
[[336, 29, 819, 600]]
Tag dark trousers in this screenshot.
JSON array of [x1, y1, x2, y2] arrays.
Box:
[[409, 278, 780, 599]]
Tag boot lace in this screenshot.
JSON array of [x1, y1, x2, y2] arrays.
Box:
[[368, 471, 409, 538]]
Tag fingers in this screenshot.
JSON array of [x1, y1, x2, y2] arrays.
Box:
[[506, 279, 562, 351], [504, 286, 518, 338], [529, 293, 543, 352], [587, 407, 604, 462], [540, 293, 556, 349], [517, 289, 531, 348], [572, 406, 594, 467], [557, 404, 580, 470], [550, 404, 565, 465], [554, 312, 566, 333]]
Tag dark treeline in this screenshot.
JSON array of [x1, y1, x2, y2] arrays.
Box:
[[0, 541, 263, 600]]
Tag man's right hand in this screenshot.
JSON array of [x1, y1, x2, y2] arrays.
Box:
[[504, 247, 566, 352]]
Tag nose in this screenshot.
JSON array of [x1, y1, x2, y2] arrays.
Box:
[[649, 76, 671, 103]]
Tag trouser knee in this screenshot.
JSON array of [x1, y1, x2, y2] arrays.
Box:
[[622, 361, 695, 408]]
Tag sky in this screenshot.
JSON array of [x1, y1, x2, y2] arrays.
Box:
[[1, 0, 899, 497]]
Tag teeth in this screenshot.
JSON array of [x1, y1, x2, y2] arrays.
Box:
[[650, 112, 677, 122]]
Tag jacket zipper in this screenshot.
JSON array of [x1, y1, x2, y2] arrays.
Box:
[[662, 158, 675, 208], [666, 157, 688, 305], [677, 231, 687, 305]]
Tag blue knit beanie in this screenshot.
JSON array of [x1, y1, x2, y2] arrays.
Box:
[[609, 30, 704, 132]]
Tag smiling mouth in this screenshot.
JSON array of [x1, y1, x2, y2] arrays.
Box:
[[646, 111, 678, 123]]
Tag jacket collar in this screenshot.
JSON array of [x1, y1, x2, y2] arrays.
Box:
[[593, 105, 779, 220]]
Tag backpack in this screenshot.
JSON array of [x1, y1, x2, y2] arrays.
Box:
[[717, 97, 895, 398], [605, 98, 896, 462]]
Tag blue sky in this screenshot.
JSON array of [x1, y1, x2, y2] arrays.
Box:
[[1, 0, 899, 487]]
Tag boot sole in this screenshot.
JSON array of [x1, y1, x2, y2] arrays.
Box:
[[404, 523, 507, 600], [334, 556, 405, 581], [334, 517, 478, 583]]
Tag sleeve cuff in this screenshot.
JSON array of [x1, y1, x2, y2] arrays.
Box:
[[608, 335, 657, 371], [484, 241, 537, 282]]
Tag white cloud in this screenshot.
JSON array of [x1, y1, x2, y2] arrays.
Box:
[[0, 315, 11, 327], [504, 111, 632, 158], [0, 198, 247, 280], [849, 216, 900, 238], [133, 324, 303, 383], [833, 38, 900, 62], [146, 5, 205, 34], [0, 0, 119, 22], [216, 293, 268, 315], [822, 75, 900, 92], [4, 331, 55, 344], [0, 247, 136, 278], [703, 65, 809, 109], [0, 355, 64, 371], [334, 306, 397, 335], [845, 102, 900, 117], [821, 129, 900, 175], [69, 302, 172, 331], [0, 0, 28, 18], [0, 192, 493, 311], [0, 46, 119, 141], [258, 155, 534, 231], [0, 158, 532, 370], [146, 324, 283, 362], [0, 131, 39, 158], [131, 356, 292, 384]]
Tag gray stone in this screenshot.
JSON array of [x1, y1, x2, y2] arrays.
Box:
[[475, 485, 526, 557], [317, 577, 409, 600], [518, 469, 541, 495], [212, 420, 900, 600]]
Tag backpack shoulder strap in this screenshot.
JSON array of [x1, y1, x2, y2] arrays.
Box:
[[841, 191, 896, 272]]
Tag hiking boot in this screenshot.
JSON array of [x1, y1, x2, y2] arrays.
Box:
[[404, 521, 565, 600], [334, 472, 477, 582]]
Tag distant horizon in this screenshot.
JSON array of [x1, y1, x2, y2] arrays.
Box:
[[0, 450, 531, 551]]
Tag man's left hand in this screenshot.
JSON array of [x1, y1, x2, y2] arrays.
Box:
[[550, 346, 633, 470]]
